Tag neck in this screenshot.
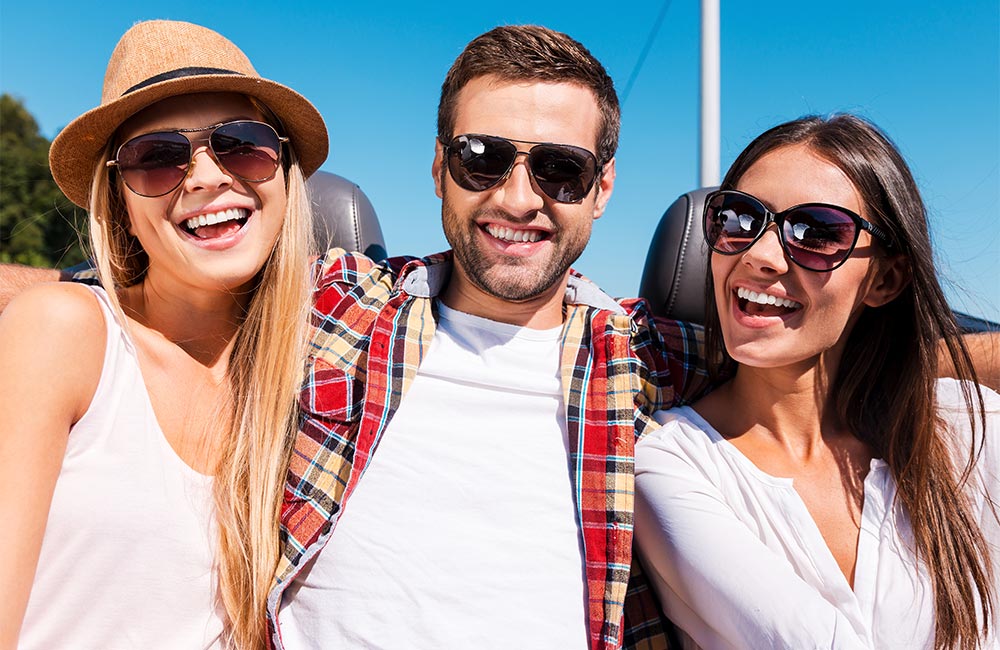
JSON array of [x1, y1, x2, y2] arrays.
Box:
[[119, 276, 249, 368], [440, 266, 567, 329], [713, 353, 846, 459]]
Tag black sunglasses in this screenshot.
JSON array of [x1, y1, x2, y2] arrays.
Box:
[[703, 189, 893, 272], [107, 120, 288, 197], [441, 133, 601, 204]]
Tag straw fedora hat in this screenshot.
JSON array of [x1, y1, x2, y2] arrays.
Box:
[[49, 19, 329, 207]]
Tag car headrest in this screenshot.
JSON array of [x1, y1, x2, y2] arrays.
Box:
[[308, 170, 387, 261], [638, 187, 716, 325]]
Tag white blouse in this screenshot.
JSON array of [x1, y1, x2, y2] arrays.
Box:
[[635, 378, 1000, 650]]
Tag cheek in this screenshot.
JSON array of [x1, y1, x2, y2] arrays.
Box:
[[441, 183, 481, 221], [122, 192, 140, 236], [260, 175, 287, 215], [121, 193, 164, 240], [269, 189, 287, 218], [812, 263, 874, 319], [710, 254, 733, 307], [261, 179, 289, 244], [561, 205, 594, 239]]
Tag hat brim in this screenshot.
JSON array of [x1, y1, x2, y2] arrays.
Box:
[[49, 72, 329, 207]]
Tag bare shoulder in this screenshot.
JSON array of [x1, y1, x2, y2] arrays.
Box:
[[1, 281, 106, 335], [0, 282, 107, 421]]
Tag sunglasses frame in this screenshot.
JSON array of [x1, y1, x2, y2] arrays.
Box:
[[440, 133, 603, 204], [703, 189, 894, 272], [107, 120, 289, 198]]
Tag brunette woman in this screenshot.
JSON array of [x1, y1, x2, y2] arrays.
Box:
[[635, 115, 997, 650]]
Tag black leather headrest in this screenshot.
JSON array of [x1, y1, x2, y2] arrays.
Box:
[[638, 187, 716, 325], [308, 171, 387, 261]]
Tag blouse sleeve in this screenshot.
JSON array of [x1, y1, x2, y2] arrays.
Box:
[[634, 427, 874, 650]]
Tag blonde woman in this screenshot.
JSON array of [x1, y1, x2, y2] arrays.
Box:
[[0, 21, 326, 649]]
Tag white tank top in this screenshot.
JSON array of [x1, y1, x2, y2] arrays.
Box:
[[18, 286, 225, 650]]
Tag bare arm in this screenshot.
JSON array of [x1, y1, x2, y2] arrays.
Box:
[[942, 332, 1000, 392], [0, 283, 104, 647], [0, 265, 66, 314]]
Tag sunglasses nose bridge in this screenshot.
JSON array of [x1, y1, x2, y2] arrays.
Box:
[[184, 142, 234, 191], [740, 220, 791, 273], [495, 149, 536, 187], [506, 149, 532, 174], [492, 149, 546, 213]]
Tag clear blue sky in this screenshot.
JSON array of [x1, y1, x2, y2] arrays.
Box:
[[2, 1, 997, 320]]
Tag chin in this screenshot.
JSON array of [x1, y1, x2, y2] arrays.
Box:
[[474, 263, 564, 302], [197, 263, 266, 295]]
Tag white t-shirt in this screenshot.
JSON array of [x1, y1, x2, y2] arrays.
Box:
[[279, 302, 589, 649], [19, 286, 224, 650], [635, 378, 1000, 650]]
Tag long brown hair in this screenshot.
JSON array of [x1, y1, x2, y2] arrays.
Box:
[[88, 105, 311, 649], [704, 114, 994, 650]]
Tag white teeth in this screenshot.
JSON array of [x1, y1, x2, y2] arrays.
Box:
[[485, 223, 543, 243], [184, 208, 248, 231], [737, 287, 802, 309]]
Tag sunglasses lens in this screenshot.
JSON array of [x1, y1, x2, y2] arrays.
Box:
[[446, 135, 517, 191], [704, 192, 766, 253], [782, 207, 859, 271], [210, 121, 283, 182], [704, 192, 863, 271], [445, 135, 599, 203], [529, 145, 597, 203], [115, 131, 191, 197]]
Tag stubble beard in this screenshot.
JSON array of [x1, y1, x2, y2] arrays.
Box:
[[440, 192, 590, 303]]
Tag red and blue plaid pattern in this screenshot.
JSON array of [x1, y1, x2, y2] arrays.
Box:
[[266, 249, 707, 650]]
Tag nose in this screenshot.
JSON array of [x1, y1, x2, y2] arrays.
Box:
[[183, 145, 233, 193], [492, 154, 545, 217], [740, 224, 789, 274]]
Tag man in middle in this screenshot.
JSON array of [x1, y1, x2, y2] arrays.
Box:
[[267, 25, 700, 650]]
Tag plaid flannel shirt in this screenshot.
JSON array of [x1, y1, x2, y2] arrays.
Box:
[[264, 249, 707, 650]]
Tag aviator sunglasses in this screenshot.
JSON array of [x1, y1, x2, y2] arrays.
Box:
[[107, 120, 287, 197], [703, 189, 894, 272], [441, 133, 601, 203]]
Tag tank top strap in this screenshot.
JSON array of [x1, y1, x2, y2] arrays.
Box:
[[83, 284, 137, 356]]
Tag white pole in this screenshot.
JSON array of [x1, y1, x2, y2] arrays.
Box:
[[700, 0, 721, 187]]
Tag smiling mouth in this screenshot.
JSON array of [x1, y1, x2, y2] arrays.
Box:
[[736, 287, 802, 316], [484, 223, 548, 244], [182, 208, 251, 239]]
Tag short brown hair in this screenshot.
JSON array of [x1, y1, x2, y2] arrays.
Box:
[[437, 25, 620, 164]]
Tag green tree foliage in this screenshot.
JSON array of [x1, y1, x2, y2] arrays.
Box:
[[1, 94, 87, 267]]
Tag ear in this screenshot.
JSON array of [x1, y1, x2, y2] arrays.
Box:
[[863, 254, 910, 307], [432, 140, 445, 199], [592, 156, 616, 220]]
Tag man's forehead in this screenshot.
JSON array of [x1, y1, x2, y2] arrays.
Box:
[[451, 75, 601, 150]]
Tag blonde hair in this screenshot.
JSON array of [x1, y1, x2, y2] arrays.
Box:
[[88, 129, 312, 649]]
